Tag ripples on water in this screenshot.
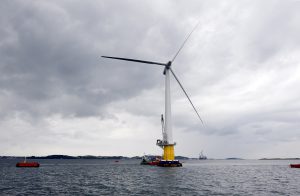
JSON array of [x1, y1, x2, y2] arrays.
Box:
[[1, 159, 300, 195]]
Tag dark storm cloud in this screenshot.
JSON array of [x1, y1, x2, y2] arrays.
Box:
[[0, 0, 178, 119]]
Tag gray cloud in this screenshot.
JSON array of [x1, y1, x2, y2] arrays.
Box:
[[0, 0, 167, 119], [1, 0, 300, 158]]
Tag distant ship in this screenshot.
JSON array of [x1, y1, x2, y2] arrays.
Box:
[[199, 151, 207, 160]]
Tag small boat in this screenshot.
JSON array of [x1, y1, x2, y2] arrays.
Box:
[[16, 157, 40, 168], [290, 164, 300, 168], [140, 155, 161, 166]]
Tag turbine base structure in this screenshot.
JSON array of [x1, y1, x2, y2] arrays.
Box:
[[163, 145, 175, 160], [157, 160, 182, 167], [156, 140, 182, 167]]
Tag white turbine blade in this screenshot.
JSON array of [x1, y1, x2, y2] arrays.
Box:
[[171, 20, 201, 63], [170, 68, 204, 125]]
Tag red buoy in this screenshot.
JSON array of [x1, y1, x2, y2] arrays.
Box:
[[16, 162, 40, 167], [290, 164, 300, 168], [16, 157, 39, 167]]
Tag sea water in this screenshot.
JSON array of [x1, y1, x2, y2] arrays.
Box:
[[1, 159, 300, 195]]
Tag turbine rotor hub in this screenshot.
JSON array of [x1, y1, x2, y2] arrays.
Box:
[[163, 61, 172, 75], [166, 61, 172, 69]]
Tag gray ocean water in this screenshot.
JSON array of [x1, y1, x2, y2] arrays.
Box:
[[1, 159, 300, 195]]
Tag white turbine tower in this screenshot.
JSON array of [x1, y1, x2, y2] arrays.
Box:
[[102, 22, 203, 167]]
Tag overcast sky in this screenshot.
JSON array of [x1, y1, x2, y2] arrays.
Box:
[[1, 0, 300, 158]]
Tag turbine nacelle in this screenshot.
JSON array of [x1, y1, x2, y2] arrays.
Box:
[[166, 61, 172, 68], [163, 61, 172, 75]]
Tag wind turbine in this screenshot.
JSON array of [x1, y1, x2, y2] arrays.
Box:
[[102, 22, 203, 167]]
